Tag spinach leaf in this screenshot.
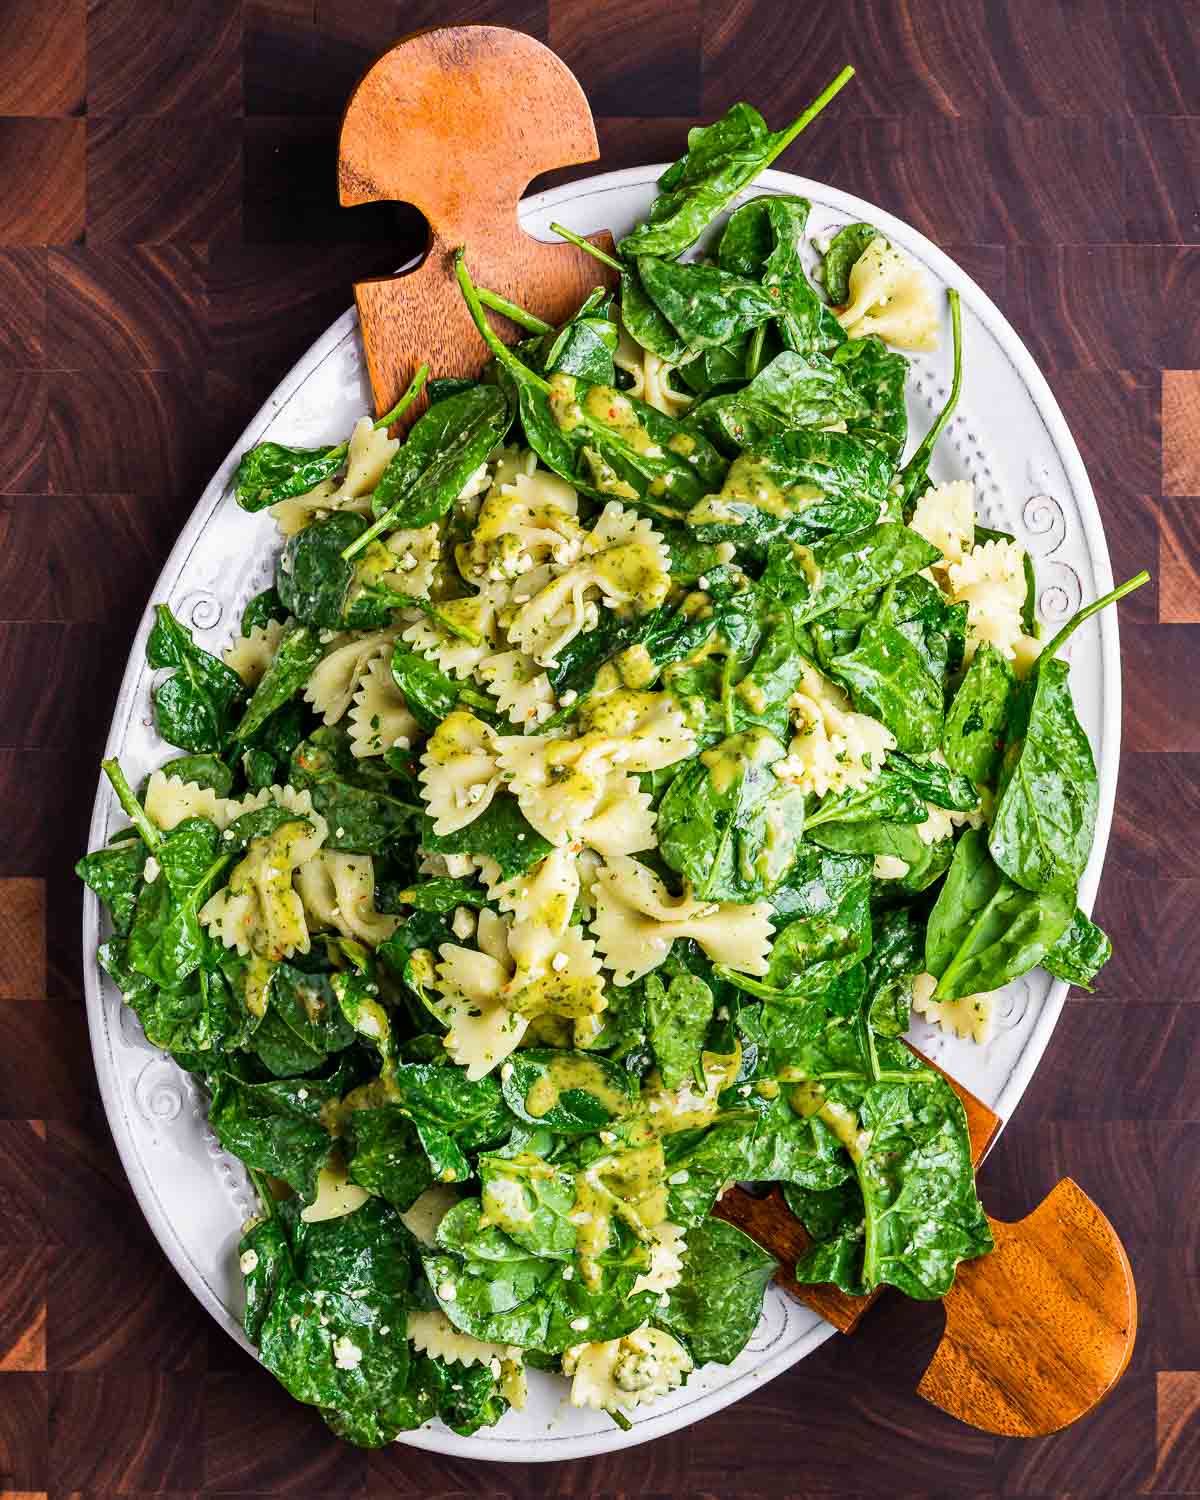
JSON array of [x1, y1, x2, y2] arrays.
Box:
[[943, 641, 1015, 786], [646, 971, 715, 1089], [657, 729, 806, 900], [540, 291, 618, 384], [500, 1050, 636, 1133], [687, 349, 869, 454], [276, 512, 382, 630], [803, 767, 927, 832], [234, 440, 347, 512], [389, 644, 495, 734], [233, 623, 325, 741], [989, 656, 1097, 895], [794, 524, 942, 624], [655, 1217, 776, 1365], [637, 256, 780, 350], [831, 620, 943, 753], [884, 752, 978, 812], [77, 838, 145, 936], [387, 1062, 512, 1152], [241, 1198, 418, 1447], [394, 878, 489, 915], [877, 573, 966, 687], [253, 964, 356, 1077], [822, 221, 878, 304], [241, 586, 288, 636], [1042, 908, 1112, 991], [617, 71, 853, 259], [925, 828, 1074, 1001], [126, 817, 230, 988], [147, 605, 245, 754], [718, 195, 845, 356], [620, 263, 692, 362], [831, 334, 909, 461], [290, 728, 421, 853], [348, 1106, 434, 1209], [419, 791, 553, 881], [862, 908, 923, 1036], [368, 1350, 507, 1439], [100, 938, 244, 1064], [209, 1068, 339, 1198], [688, 429, 889, 553], [426, 377, 478, 406], [347, 385, 513, 561]]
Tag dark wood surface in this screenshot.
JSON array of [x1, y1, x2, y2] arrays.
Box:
[[0, 0, 1196, 1493]]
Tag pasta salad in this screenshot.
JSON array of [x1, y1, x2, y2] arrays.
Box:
[[79, 72, 1146, 1447]]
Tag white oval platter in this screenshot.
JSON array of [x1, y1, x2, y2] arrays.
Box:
[[82, 165, 1119, 1462]]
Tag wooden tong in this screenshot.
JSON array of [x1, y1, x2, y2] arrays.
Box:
[[337, 25, 1136, 1436]]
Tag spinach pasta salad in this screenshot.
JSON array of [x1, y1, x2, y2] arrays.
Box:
[[80, 74, 1146, 1449]]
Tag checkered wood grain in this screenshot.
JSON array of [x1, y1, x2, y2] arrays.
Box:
[[0, 0, 1196, 1492]]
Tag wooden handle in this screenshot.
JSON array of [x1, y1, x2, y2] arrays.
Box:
[[918, 1178, 1137, 1436], [338, 25, 619, 427], [714, 1043, 1001, 1334]]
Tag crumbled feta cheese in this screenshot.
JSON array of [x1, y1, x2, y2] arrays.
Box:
[[239, 1249, 259, 1275], [438, 1280, 458, 1302], [333, 1335, 363, 1370], [142, 856, 161, 883]]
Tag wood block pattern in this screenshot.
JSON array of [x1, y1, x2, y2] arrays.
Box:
[[0, 0, 1192, 1491]]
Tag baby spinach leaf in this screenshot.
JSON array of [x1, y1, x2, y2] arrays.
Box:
[[943, 642, 1015, 785], [234, 439, 347, 512], [657, 729, 807, 900], [387, 1062, 512, 1152], [721, 195, 845, 356], [688, 429, 889, 554], [540, 291, 618, 384], [925, 828, 1074, 1001], [803, 768, 927, 831], [101, 939, 244, 1064], [277, 512, 382, 630], [347, 1106, 433, 1210], [637, 256, 781, 350], [620, 264, 692, 362], [147, 605, 246, 754], [501, 1050, 636, 1134], [349, 385, 513, 560], [687, 349, 869, 454], [395, 878, 489, 914], [646, 972, 715, 1089], [241, 1198, 418, 1447], [822, 221, 878, 304], [290, 728, 421, 852], [617, 71, 854, 259], [655, 1217, 776, 1365], [794, 524, 942, 624], [233, 623, 325, 741], [209, 1068, 340, 1198], [154, 752, 234, 797], [254, 965, 356, 1077], [884, 752, 978, 812], [806, 816, 931, 875], [77, 839, 145, 937], [126, 817, 230, 989], [989, 656, 1098, 896], [877, 573, 966, 685], [419, 791, 553, 881], [373, 1350, 507, 1438], [1042, 908, 1112, 991], [831, 619, 944, 753], [478, 1150, 578, 1261], [831, 334, 909, 461], [426, 376, 478, 405], [862, 908, 923, 1036], [241, 586, 288, 636]]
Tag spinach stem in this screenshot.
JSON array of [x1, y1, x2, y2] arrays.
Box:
[[454, 250, 553, 396], [1039, 571, 1151, 663], [102, 757, 162, 851], [246, 1167, 275, 1219], [767, 66, 856, 164], [374, 362, 430, 429], [899, 288, 962, 504], [745, 325, 767, 381], [476, 286, 553, 335], [608, 1408, 634, 1432], [548, 223, 624, 272]]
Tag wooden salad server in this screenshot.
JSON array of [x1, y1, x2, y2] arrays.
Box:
[[335, 23, 1137, 1439], [338, 25, 619, 430]]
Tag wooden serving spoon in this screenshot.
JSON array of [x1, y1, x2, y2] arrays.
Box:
[[336, 24, 1137, 1437]]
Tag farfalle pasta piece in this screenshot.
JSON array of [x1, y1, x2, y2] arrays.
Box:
[[402, 594, 496, 680], [912, 970, 995, 1044], [505, 503, 671, 667], [563, 1326, 692, 1413], [576, 689, 696, 773], [475, 649, 555, 729], [573, 771, 656, 856], [773, 660, 895, 798], [835, 237, 939, 351], [144, 770, 231, 831], [495, 732, 610, 845], [488, 845, 580, 980], [293, 849, 398, 946], [947, 537, 1028, 664], [405, 1310, 522, 1370], [350, 524, 441, 600], [462, 467, 584, 585], [200, 818, 326, 960], [222, 619, 285, 687], [614, 318, 692, 418], [269, 416, 399, 536], [347, 657, 420, 759], [303, 628, 399, 725], [418, 710, 502, 837], [590, 855, 774, 985], [631, 1221, 686, 1296], [909, 480, 975, 568]]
